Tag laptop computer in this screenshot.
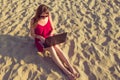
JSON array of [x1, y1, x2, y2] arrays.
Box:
[[43, 32, 67, 48]]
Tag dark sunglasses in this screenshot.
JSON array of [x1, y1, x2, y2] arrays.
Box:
[[40, 15, 48, 17]]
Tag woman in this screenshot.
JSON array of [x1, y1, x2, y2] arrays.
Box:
[[30, 4, 79, 80]]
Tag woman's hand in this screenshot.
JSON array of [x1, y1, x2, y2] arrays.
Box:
[[50, 33, 54, 36], [37, 35, 45, 43], [40, 37, 45, 43]]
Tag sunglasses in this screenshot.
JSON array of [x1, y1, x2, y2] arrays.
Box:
[[40, 12, 49, 17], [40, 15, 48, 17]]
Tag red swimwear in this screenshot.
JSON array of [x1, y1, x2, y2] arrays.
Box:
[[34, 18, 53, 52]]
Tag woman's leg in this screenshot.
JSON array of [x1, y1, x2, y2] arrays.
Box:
[[44, 47, 75, 79], [54, 45, 80, 78]]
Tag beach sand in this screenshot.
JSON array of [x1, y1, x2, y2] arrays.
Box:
[[0, 0, 120, 80]]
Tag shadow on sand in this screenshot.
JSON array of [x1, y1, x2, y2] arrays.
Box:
[[0, 35, 66, 80]]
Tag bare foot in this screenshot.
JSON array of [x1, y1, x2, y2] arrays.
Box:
[[72, 66, 80, 78], [74, 72, 80, 78], [67, 66, 80, 78], [67, 73, 76, 80], [68, 76, 75, 80]]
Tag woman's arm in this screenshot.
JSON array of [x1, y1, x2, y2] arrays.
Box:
[[30, 20, 45, 43]]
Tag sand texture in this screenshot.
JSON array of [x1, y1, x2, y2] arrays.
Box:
[[0, 0, 120, 80]]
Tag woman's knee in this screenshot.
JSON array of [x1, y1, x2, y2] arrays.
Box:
[[54, 45, 59, 48], [44, 46, 54, 53]]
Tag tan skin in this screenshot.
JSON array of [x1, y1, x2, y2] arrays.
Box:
[[30, 13, 79, 80]]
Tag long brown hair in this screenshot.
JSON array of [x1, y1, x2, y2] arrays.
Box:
[[32, 4, 49, 26]]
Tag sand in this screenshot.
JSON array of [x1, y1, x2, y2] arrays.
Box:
[[0, 0, 120, 80]]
